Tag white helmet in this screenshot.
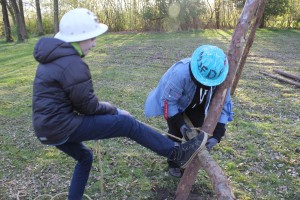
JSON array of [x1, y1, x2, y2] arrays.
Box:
[[54, 8, 108, 42]]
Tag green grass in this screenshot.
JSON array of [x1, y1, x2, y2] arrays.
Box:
[[0, 29, 299, 199]]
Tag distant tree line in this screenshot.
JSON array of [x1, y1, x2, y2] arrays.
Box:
[[0, 0, 299, 42]]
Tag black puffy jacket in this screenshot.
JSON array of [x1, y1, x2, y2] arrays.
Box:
[[32, 37, 117, 145]]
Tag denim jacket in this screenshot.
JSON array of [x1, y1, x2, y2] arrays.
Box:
[[144, 58, 233, 124]]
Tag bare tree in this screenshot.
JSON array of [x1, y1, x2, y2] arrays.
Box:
[[54, 0, 59, 33], [35, 0, 43, 36], [9, 0, 26, 42], [204, 0, 214, 29], [1, 0, 14, 42], [18, 0, 27, 38], [6, 1, 16, 24], [215, 0, 221, 29]]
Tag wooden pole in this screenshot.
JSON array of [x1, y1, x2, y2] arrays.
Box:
[[273, 69, 300, 82], [260, 71, 300, 88], [231, 0, 268, 95], [175, 0, 261, 199]]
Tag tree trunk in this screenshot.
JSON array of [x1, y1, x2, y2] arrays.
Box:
[[1, 0, 14, 42], [35, 0, 44, 36], [259, 13, 265, 28], [204, 0, 214, 29], [18, 0, 27, 39], [6, 2, 16, 24], [231, 0, 268, 95], [53, 0, 59, 33], [175, 0, 261, 199], [10, 0, 24, 42], [215, 0, 221, 29]]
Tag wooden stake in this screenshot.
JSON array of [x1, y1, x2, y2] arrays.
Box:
[[96, 141, 105, 199]]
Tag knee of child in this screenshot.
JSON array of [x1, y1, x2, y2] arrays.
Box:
[[79, 148, 94, 165], [86, 148, 94, 162]]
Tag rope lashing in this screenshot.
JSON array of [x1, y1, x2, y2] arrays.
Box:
[[138, 120, 185, 142]]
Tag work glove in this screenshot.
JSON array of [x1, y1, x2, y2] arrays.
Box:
[[96, 101, 118, 115], [206, 137, 218, 152], [206, 123, 226, 151], [180, 124, 192, 141]]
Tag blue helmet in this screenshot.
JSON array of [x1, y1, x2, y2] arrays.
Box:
[[190, 45, 229, 86]]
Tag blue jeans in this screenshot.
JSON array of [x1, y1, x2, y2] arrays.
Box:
[[56, 114, 175, 200]]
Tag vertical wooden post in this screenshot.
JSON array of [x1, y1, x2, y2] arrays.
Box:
[[231, 0, 269, 95], [175, 1, 261, 199]]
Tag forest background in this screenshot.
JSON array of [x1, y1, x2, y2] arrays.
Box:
[[1, 0, 300, 42]]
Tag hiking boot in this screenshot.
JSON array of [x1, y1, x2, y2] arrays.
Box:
[[168, 130, 207, 169], [168, 167, 183, 178]]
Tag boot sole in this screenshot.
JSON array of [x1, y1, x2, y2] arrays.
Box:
[[168, 168, 183, 178], [181, 131, 208, 169]]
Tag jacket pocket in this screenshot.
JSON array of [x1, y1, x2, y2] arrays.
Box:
[[163, 82, 182, 102]]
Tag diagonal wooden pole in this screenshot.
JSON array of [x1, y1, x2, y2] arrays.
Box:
[[175, 0, 262, 199], [231, 0, 269, 95]]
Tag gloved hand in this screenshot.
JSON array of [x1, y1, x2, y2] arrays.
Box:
[[206, 137, 218, 152], [97, 101, 118, 115], [180, 124, 192, 141], [117, 108, 132, 117]]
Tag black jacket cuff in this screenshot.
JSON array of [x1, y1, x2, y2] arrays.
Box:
[[167, 113, 185, 130], [213, 123, 226, 142]]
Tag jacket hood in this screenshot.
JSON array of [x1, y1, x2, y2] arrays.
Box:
[[33, 37, 78, 64]]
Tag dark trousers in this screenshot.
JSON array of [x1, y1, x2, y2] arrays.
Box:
[[56, 114, 175, 200], [167, 107, 205, 168]]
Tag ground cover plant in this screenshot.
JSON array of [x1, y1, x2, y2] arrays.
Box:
[[0, 29, 299, 200]]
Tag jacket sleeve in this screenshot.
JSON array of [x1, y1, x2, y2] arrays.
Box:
[[160, 70, 184, 118], [212, 122, 226, 142], [167, 112, 186, 130], [61, 60, 117, 115], [218, 89, 234, 124]]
